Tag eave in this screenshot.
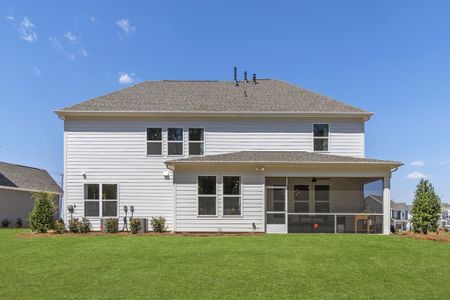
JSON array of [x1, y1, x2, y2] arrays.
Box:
[[54, 110, 373, 121]]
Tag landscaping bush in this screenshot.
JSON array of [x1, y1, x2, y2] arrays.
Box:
[[16, 218, 23, 228], [151, 216, 167, 233], [1, 219, 10, 228], [29, 192, 55, 233], [68, 218, 81, 233], [105, 218, 118, 233], [79, 218, 92, 233], [54, 219, 65, 234], [411, 179, 441, 234], [130, 218, 141, 234]]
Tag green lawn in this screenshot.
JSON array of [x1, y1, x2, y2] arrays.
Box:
[[1, 230, 449, 299]]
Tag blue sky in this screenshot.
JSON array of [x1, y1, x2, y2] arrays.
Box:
[[1, 0, 449, 202]]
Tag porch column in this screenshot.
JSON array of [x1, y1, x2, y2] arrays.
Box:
[[383, 176, 391, 235]]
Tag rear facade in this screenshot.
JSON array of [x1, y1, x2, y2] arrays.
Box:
[[57, 79, 401, 234]]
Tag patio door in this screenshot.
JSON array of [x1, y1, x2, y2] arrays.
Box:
[[266, 186, 287, 233]]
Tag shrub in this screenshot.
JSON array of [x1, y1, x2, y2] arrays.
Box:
[[29, 192, 55, 233], [130, 218, 141, 234], [411, 179, 441, 234], [151, 216, 166, 233], [68, 218, 81, 233], [16, 218, 23, 228], [105, 218, 118, 233], [79, 218, 91, 233], [1, 219, 10, 228], [54, 219, 65, 234]]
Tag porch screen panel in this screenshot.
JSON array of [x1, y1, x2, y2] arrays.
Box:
[[266, 189, 285, 212], [288, 215, 334, 233]]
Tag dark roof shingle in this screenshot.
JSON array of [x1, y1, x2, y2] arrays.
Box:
[[167, 151, 402, 166], [0, 162, 62, 194], [57, 80, 370, 115]]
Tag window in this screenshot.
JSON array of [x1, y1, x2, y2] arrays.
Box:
[[314, 185, 330, 213], [198, 176, 216, 215], [313, 124, 329, 152], [147, 128, 162, 155], [293, 185, 309, 213], [84, 184, 118, 217], [189, 128, 204, 156], [84, 184, 99, 217], [223, 176, 241, 215], [102, 184, 118, 217], [168, 128, 183, 156]]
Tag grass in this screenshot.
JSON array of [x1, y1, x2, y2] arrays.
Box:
[[0, 230, 449, 299]]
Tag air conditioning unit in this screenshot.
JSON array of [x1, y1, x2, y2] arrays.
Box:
[[135, 218, 148, 233]]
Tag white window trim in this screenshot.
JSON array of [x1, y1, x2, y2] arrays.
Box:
[[84, 183, 119, 218], [146, 127, 163, 157], [222, 175, 243, 217], [188, 127, 205, 157], [167, 127, 184, 157], [312, 123, 330, 153], [197, 175, 218, 217]]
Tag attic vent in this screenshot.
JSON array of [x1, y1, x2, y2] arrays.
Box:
[[252, 73, 257, 84]]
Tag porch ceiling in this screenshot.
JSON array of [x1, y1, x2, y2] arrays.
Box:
[[165, 151, 402, 167]]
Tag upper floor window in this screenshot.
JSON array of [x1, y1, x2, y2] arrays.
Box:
[[189, 128, 204, 156], [313, 124, 329, 152], [168, 128, 183, 156], [198, 176, 216, 215], [147, 128, 162, 155]]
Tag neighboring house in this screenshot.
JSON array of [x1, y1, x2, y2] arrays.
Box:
[[440, 202, 450, 229], [55, 78, 402, 234], [0, 161, 63, 227], [365, 196, 410, 231], [390, 200, 410, 231]]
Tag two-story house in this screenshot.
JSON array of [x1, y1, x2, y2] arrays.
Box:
[[55, 78, 402, 234], [390, 200, 411, 231]]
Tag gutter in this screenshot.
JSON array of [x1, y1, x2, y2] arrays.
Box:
[[54, 110, 374, 121], [165, 160, 403, 167]]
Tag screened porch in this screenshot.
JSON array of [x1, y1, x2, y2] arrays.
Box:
[[265, 177, 385, 234]]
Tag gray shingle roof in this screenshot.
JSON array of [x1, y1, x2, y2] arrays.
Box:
[[56, 80, 370, 115], [0, 161, 62, 194], [167, 151, 402, 166]]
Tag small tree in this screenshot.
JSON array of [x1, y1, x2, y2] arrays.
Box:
[[29, 192, 55, 233], [411, 179, 441, 234]]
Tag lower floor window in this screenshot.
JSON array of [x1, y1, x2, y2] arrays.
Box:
[[198, 176, 216, 215], [84, 183, 118, 217], [223, 176, 241, 215]]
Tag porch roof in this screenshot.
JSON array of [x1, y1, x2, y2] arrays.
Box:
[[165, 151, 402, 167]]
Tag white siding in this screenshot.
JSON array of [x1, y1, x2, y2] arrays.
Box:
[[0, 189, 59, 227], [64, 117, 365, 230], [174, 170, 265, 232]]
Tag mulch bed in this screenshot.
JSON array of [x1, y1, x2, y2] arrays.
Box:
[[395, 230, 450, 243], [16, 231, 265, 239]]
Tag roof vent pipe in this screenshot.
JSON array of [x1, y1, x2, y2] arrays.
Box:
[[252, 73, 257, 84], [234, 66, 239, 86], [244, 71, 248, 83]]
